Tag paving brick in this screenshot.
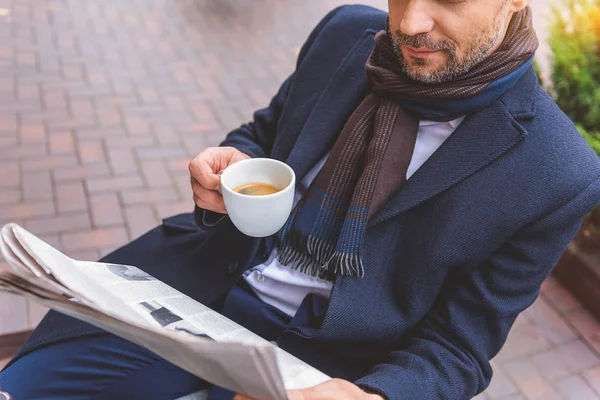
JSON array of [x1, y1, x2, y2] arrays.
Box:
[[530, 340, 600, 380], [77, 140, 105, 164], [0, 162, 20, 188], [0, 115, 17, 133], [43, 90, 67, 110], [0, 144, 47, 161], [74, 127, 123, 140], [19, 123, 46, 143], [166, 158, 190, 173], [140, 160, 172, 187], [120, 188, 178, 205], [96, 108, 123, 127], [487, 360, 519, 398], [97, 246, 120, 259], [70, 99, 95, 116], [522, 296, 578, 345], [125, 118, 150, 136], [181, 135, 212, 156], [104, 136, 155, 148], [0, 201, 55, 222], [107, 148, 138, 174], [135, 146, 187, 160], [26, 300, 48, 330], [38, 233, 63, 251], [564, 309, 600, 355], [495, 313, 552, 363], [65, 249, 102, 262], [174, 172, 193, 200], [86, 175, 144, 193], [55, 181, 87, 213], [0, 189, 21, 205], [0, 136, 18, 148], [48, 131, 76, 154], [17, 83, 39, 101], [154, 201, 194, 220], [0, 292, 28, 335], [153, 124, 182, 146], [89, 193, 124, 227], [23, 212, 91, 236], [53, 162, 111, 182], [555, 375, 600, 400], [542, 286, 583, 314], [21, 155, 78, 171], [22, 170, 53, 201], [584, 366, 600, 396], [61, 227, 128, 251], [123, 205, 159, 240], [502, 358, 563, 400]]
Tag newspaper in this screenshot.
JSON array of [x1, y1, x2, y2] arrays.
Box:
[[0, 223, 330, 400]]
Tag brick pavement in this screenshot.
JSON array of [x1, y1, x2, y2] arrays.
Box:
[[0, 0, 599, 398]]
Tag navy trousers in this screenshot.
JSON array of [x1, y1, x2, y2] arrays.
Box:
[[0, 281, 322, 400]]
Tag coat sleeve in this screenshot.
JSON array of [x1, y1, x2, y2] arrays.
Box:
[[193, 6, 344, 227], [356, 176, 600, 400]]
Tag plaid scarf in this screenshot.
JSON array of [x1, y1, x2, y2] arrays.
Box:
[[277, 8, 538, 280]]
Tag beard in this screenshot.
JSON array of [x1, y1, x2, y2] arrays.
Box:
[[388, 3, 510, 84]]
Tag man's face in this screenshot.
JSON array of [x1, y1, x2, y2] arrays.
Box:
[[387, 0, 526, 83]]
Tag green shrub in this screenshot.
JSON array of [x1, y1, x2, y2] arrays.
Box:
[[548, 0, 600, 134], [578, 125, 600, 155]]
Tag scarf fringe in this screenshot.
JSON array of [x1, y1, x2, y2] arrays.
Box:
[[277, 231, 365, 280]]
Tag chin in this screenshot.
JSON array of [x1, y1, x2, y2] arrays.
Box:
[[404, 57, 450, 83], [405, 65, 439, 80]]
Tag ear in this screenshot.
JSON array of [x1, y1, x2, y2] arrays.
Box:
[[509, 0, 531, 13]]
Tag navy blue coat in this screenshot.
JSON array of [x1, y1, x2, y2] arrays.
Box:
[[14, 5, 600, 399]]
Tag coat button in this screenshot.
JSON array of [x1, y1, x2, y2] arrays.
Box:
[[228, 261, 238, 273], [256, 273, 265, 282], [262, 249, 269, 259]]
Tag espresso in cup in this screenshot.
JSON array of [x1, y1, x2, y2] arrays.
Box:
[[233, 183, 282, 196], [220, 158, 295, 237]]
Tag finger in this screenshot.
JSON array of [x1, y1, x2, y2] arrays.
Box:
[[233, 395, 253, 400], [191, 175, 227, 213], [191, 176, 221, 201], [189, 156, 221, 191], [193, 193, 227, 214], [228, 148, 251, 164], [193, 190, 227, 214], [286, 379, 349, 400], [286, 390, 307, 400]]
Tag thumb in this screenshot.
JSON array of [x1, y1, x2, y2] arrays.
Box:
[[286, 389, 315, 400], [227, 148, 251, 164]]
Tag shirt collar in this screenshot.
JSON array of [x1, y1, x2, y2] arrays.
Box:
[[419, 116, 466, 129]]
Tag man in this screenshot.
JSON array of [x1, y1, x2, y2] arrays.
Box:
[[2, 0, 600, 399]]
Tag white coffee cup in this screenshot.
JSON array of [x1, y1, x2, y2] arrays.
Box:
[[220, 158, 296, 237]]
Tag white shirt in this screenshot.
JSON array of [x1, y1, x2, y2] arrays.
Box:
[[243, 117, 465, 316]]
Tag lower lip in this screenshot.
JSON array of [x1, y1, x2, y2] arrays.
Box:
[[404, 46, 438, 58]]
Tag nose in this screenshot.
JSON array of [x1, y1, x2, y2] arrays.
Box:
[[399, 0, 435, 37]]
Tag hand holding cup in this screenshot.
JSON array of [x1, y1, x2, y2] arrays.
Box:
[[189, 147, 251, 214]]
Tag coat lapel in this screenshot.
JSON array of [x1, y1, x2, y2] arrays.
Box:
[[282, 30, 378, 182], [368, 103, 528, 227], [274, 23, 537, 228]]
